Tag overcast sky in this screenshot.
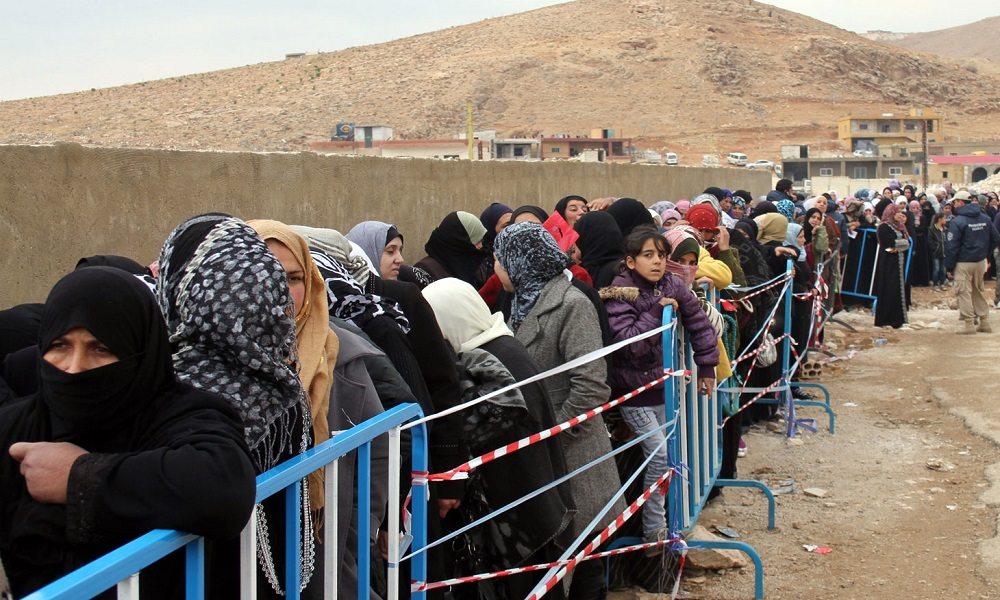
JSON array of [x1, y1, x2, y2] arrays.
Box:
[[1, 0, 996, 101]]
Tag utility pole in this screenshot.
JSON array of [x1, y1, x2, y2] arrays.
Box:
[[922, 118, 929, 191], [467, 100, 474, 161]]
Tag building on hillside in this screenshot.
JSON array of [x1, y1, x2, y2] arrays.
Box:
[[539, 129, 633, 162], [837, 108, 941, 153], [492, 138, 540, 160], [880, 140, 1000, 161], [781, 156, 915, 184], [927, 155, 1000, 183], [330, 124, 394, 146]]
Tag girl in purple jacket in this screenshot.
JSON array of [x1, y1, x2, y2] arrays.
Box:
[[599, 225, 719, 551]]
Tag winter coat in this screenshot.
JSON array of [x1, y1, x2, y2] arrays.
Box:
[[601, 269, 719, 400], [512, 275, 625, 535], [946, 202, 1000, 270], [928, 226, 947, 259]]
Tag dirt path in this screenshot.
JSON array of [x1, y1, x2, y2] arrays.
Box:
[[611, 287, 1000, 599]]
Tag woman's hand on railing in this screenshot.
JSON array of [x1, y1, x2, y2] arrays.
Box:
[[438, 498, 462, 518], [698, 378, 716, 395]]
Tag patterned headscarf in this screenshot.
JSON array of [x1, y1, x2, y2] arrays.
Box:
[[881, 202, 908, 233], [156, 214, 314, 593], [493, 222, 570, 331], [310, 248, 410, 333], [776, 199, 796, 222], [292, 224, 372, 288]]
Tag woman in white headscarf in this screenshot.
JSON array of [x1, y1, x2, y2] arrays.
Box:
[[423, 277, 573, 599]]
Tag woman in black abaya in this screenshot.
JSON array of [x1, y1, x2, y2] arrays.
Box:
[[874, 204, 911, 328], [0, 267, 255, 599]]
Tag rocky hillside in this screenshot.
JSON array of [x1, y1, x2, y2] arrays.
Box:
[[4, 0, 1000, 160], [863, 16, 1000, 65]]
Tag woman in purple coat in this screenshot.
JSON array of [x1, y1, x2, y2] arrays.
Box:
[[599, 226, 718, 550]]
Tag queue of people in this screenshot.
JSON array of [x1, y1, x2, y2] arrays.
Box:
[[2, 179, 995, 599]]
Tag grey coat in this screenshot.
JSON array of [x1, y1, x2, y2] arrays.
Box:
[[513, 275, 625, 537]]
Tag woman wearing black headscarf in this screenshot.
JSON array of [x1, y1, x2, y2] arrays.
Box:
[[606, 197, 654, 236], [0, 267, 255, 599], [411, 211, 489, 289], [574, 211, 624, 289]]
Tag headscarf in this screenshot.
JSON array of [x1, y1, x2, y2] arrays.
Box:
[[785, 223, 806, 262], [776, 199, 796, 222], [346, 220, 399, 274], [74, 255, 149, 275], [156, 214, 310, 474], [492, 222, 569, 331], [692, 192, 723, 214], [309, 248, 410, 333], [248, 220, 340, 505], [479, 202, 513, 246], [0, 303, 44, 362], [649, 201, 675, 215], [802, 208, 823, 245], [874, 197, 893, 219], [908, 200, 922, 227], [423, 211, 488, 286], [511, 205, 550, 223], [753, 200, 777, 216], [662, 229, 700, 285], [734, 217, 759, 242], [38, 267, 173, 447], [660, 208, 682, 224], [554, 195, 588, 220], [607, 197, 654, 236], [755, 213, 790, 244], [157, 214, 314, 593], [881, 202, 908, 233], [573, 210, 624, 288], [422, 278, 514, 353], [292, 224, 372, 287], [675, 200, 691, 214]]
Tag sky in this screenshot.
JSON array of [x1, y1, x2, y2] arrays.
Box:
[[1, 0, 996, 101]]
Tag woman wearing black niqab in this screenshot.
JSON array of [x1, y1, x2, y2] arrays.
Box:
[[574, 211, 624, 289], [606, 197, 654, 236], [0, 267, 255, 599]]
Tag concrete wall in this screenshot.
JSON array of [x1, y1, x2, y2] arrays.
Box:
[[0, 143, 770, 307]]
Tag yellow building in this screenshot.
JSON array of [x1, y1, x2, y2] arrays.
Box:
[[837, 108, 941, 152]]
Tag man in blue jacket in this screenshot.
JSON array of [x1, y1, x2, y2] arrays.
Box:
[[946, 190, 1000, 334]]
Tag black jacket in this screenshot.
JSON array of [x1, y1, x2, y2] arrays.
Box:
[[946, 203, 1000, 270]]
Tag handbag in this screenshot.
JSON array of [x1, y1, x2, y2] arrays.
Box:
[[757, 332, 778, 368]]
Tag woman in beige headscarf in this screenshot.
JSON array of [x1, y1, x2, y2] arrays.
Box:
[[248, 220, 339, 521]]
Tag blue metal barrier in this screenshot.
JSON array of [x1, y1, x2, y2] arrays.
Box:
[[23, 403, 428, 600], [662, 305, 774, 600], [841, 228, 912, 305]]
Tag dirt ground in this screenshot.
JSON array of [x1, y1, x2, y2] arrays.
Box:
[[610, 285, 1000, 599]]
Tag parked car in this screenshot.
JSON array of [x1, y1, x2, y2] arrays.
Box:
[[664, 152, 679, 166], [746, 159, 774, 170], [702, 155, 720, 167], [726, 152, 748, 166]]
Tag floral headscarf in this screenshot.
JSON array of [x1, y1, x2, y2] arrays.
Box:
[[493, 222, 570, 331]]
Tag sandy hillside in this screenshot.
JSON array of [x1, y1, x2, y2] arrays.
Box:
[[4, 0, 1000, 161]]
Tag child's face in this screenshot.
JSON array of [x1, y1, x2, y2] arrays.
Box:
[[731, 205, 745, 219], [626, 238, 667, 283], [944, 204, 953, 215]]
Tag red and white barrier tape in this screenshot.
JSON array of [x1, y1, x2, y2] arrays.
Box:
[[731, 273, 792, 302], [427, 369, 691, 482], [720, 377, 788, 426], [729, 333, 790, 367]]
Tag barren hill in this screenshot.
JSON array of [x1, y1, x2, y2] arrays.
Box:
[[863, 16, 1000, 64], [4, 0, 1000, 161]]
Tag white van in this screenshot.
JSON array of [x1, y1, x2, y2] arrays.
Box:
[[727, 152, 748, 166], [664, 152, 678, 165]]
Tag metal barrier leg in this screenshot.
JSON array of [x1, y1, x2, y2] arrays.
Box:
[[788, 383, 835, 434], [185, 538, 206, 600], [713, 479, 776, 530], [686, 540, 764, 599], [602, 536, 641, 586]]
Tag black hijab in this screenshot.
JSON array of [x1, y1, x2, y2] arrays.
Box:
[[606, 198, 654, 236], [479, 202, 513, 247], [753, 200, 777, 216], [510, 205, 549, 223], [75, 255, 149, 275], [38, 267, 172, 448], [0, 303, 44, 362], [424, 211, 488, 287], [574, 211, 624, 289], [802, 208, 823, 245], [554, 195, 587, 220]]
